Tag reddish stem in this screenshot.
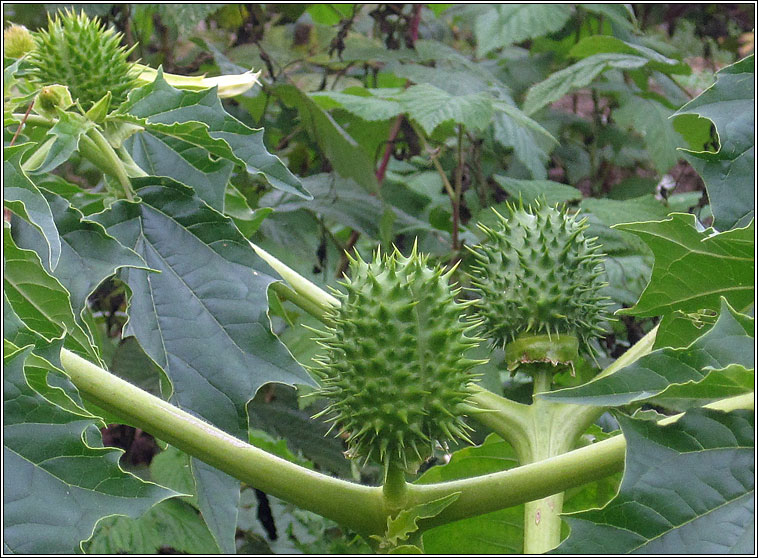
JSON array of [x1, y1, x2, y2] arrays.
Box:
[[10, 102, 33, 147]]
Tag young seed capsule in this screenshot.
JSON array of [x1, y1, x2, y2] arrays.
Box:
[[311, 244, 484, 472], [468, 200, 611, 359]]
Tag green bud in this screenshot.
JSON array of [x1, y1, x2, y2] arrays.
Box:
[[4, 24, 35, 58], [34, 84, 73, 118]]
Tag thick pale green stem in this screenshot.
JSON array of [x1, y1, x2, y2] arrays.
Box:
[[58, 346, 753, 535], [383, 463, 409, 515], [59, 348, 386, 535], [249, 241, 340, 311], [466, 384, 531, 460]]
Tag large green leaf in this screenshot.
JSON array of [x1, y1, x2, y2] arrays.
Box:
[[4, 144, 61, 270], [90, 177, 315, 552], [615, 214, 754, 347], [673, 55, 754, 230], [3, 346, 175, 554], [11, 189, 147, 319], [394, 84, 494, 135], [275, 83, 380, 193], [90, 177, 315, 435], [568, 35, 691, 75], [3, 227, 98, 361], [651, 363, 754, 412], [118, 70, 310, 200], [554, 409, 754, 554], [474, 4, 574, 57], [542, 300, 754, 407]]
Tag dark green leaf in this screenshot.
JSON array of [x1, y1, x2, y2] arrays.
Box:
[[11, 189, 147, 319], [475, 4, 574, 57], [615, 214, 754, 347], [4, 144, 61, 270], [119, 70, 310, 199], [3, 346, 175, 554], [542, 299, 754, 406], [554, 409, 754, 554], [492, 176, 582, 206], [673, 55, 754, 230]]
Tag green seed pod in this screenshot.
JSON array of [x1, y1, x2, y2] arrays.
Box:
[[311, 244, 485, 472], [26, 10, 139, 110], [4, 24, 35, 58], [468, 200, 610, 356], [34, 84, 74, 119]]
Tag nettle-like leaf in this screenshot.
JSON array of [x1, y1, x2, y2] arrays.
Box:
[[523, 48, 689, 116], [555, 408, 754, 554], [116, 70, 310, 202], [4, 144, 61, 270], [543, 299, 754, 407], [673, 55, 754, 230], [616, 213, 754, 348], [90, 176, 315, 552], [473, 4, 574, 57], [4, 345, 176, 554]]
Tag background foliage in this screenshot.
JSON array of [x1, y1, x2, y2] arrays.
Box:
[[3, 3, 754, 554]]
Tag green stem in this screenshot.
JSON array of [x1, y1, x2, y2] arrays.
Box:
[[465, 384, 531, 460], [116, 145, 148, 178], [249, 241, 340, 311], [59, 348, 386, 536], [12, 112, 56, 128], [269, 281, 333, 323], [58, 347, 753, 535], [383, 462, 409, 516], [84, 127, 135, 200]]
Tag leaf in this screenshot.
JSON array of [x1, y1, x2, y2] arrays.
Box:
[[90, 177, 314, 551], [275, 83, 380, 193], [579, 4, 636, 31], [673, 55, 755, 230], [395, 83, 494, 135], [126, 131, 235, 212], [90, 177, 315, 435], [27, 111, 93, 175], [568, 35, 691, 75], [475, 4, 574, 57], [652, 363, 754, 412], [310, 89, 403, 122], [554, 408, 754, 554], [3, 227, 98, 361], [524, 53, 658, 116], [373, 493, 461, 552], [613, 95, 685, 174], [84, 498, 219, 554], [11, 189, 148, 319], [542, 299, 754, 407], [615, 214, 754, 347], [4, 144, 61, 270], [118, 70, 310, 199], [191, 458, 240, 554], [492, 176, 583, 206], [3, 346, 175, 554], [224, 184, 272, 237]]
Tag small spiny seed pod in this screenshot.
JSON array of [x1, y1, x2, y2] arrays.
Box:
[[468, 200, 611, 357], [26, 10, 139, 110], [4, 24, 35, 58], [311, 244, 485, 472]]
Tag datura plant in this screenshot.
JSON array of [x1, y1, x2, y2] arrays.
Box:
[[3, 7, 754, 557]]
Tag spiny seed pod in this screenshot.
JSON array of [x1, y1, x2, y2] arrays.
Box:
[[468, 200, 610, 356], [4, 24, 35, 58], [311, 244, 485, 472], [26, 10, 139, 110]]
